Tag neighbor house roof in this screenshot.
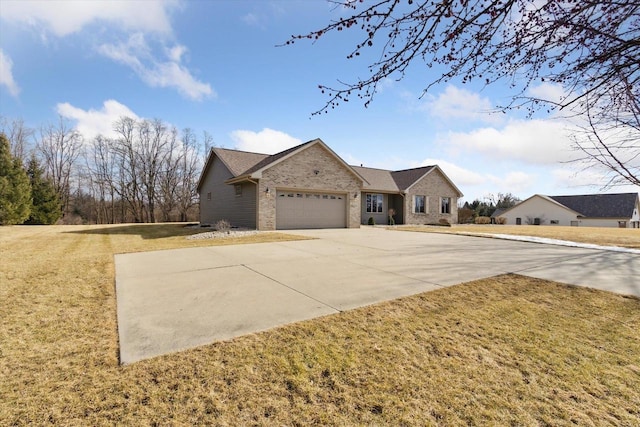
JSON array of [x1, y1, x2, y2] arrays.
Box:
[[549, 193, 639, 218]]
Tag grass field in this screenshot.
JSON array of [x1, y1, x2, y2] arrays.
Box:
[[1, 224, 639, 425], [397, 224, 640, 249]]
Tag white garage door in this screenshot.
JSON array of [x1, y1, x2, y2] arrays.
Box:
[[276, 191, 347, 229]]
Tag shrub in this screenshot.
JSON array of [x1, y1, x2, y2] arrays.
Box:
[[215, 219, 231, 231], [475, 216, 491, 224], [438, 218, 451, 226], [496, 217, 507, 225], [368, 216, 375, 225]]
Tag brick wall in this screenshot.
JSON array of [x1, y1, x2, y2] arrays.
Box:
[[404, 168, 459, 225], [257, 143, 362, 230]]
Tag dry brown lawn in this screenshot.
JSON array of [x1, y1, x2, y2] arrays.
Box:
[[398, 224, 640, 249], [1, 224, 639, 425]]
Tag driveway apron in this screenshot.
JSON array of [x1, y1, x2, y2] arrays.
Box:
[[115, 228, 639, 364]]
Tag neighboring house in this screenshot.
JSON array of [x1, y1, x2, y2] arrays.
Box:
[[497, 193, 640, 228], [197, 138, 463, 230], [490, 208, 506, 224]]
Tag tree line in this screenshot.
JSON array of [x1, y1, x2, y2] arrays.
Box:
[[457, 193, 521, 224], [0, 116, 211, 225]]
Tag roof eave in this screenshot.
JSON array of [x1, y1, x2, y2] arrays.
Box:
[[404, 165, 464, 197], [250, 138, 369, 185]]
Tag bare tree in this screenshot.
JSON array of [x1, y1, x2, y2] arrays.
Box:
[[37, 116, 83, 216], [289, 0, 640, 186], [84, 135, 118, 223], [157, 128, 203, 222], [1, 116, 35, 166], [157, 139, 180, 222], [176, 128, 202, 222], [113, 117, 145, 223], [570, 84, 640, 188], [135, 119, 174, 223]]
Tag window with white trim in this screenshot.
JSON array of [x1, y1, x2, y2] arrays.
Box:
[[366, 194, 383, 213], [440, 197, 451, 214], [414, 195, 426, 213]]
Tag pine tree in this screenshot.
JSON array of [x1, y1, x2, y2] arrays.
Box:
[[0, 134, 31, 225], [24, 156, 61, 225]]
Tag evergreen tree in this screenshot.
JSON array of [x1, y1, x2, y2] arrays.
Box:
[[24, 156, 61, 225], [0, 134, 31, 225]]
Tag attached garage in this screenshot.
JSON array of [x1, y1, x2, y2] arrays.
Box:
[[276, 191, 347, 229]]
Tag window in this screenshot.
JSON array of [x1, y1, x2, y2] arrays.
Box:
[[440, 197, 451, 214], [207, 192, 211, 201], [414, 195, 426, 213], [516, 217, 522, 225], [234, 184, 242, 196], [366, 194, 383, 213]]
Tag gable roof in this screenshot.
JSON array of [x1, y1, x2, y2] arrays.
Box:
[[196, 147, 268, 191], [213, 147, 268, 176], [549, 193, 639, 218], [352, 165, 463, 197], [232, 138, 367, 184], [391, 166, 436, 190], [197, 139, 464, 197], [242, 140, 317, 175], [352, 166, 399, 192]]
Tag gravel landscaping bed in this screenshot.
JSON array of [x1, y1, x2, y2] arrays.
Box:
[[186, 229, 261, 240]]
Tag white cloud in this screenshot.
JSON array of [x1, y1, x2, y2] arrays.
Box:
[[527, 82, 567, 106], [444, 118, 577, 165], [419, 157, 537, 201], [241, 13, 262, 27], [0, 0, 178, 37], [56, 99, 140, 140], [98, 33, 214, 101], [501, 171, 536, 194], [420, 158, 484, 187], [0, 50, 20, 97], [425, 85, 503, 124], [2, 1, 213, 100], [230, 128, 301, 154]]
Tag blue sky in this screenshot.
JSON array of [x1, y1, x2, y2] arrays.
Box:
[[1, 0, 637, 203]]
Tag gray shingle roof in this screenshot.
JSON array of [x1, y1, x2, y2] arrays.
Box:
[[550, 193, 639, 218], [242, 140, 318, 175], [391, 166, 436, 190], [352, 166, 399, 192], [213, 147, 268, 176], [208, 143, 448, 194]]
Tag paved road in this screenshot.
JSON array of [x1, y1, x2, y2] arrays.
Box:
[[115, 228, 639, 364]]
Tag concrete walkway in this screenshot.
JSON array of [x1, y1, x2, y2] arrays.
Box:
[[115, 228, 639, 364]]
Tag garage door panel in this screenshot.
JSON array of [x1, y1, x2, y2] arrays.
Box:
[[276, 191, 346, 229]]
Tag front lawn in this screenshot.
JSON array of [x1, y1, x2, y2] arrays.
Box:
[[398, 224, 640, 249], [1, 224, 638, 425]]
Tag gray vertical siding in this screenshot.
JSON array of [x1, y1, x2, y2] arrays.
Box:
[[199, 156, 257, 228]]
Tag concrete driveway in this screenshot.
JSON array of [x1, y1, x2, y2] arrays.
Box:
[[115, 228, 639, 364]]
